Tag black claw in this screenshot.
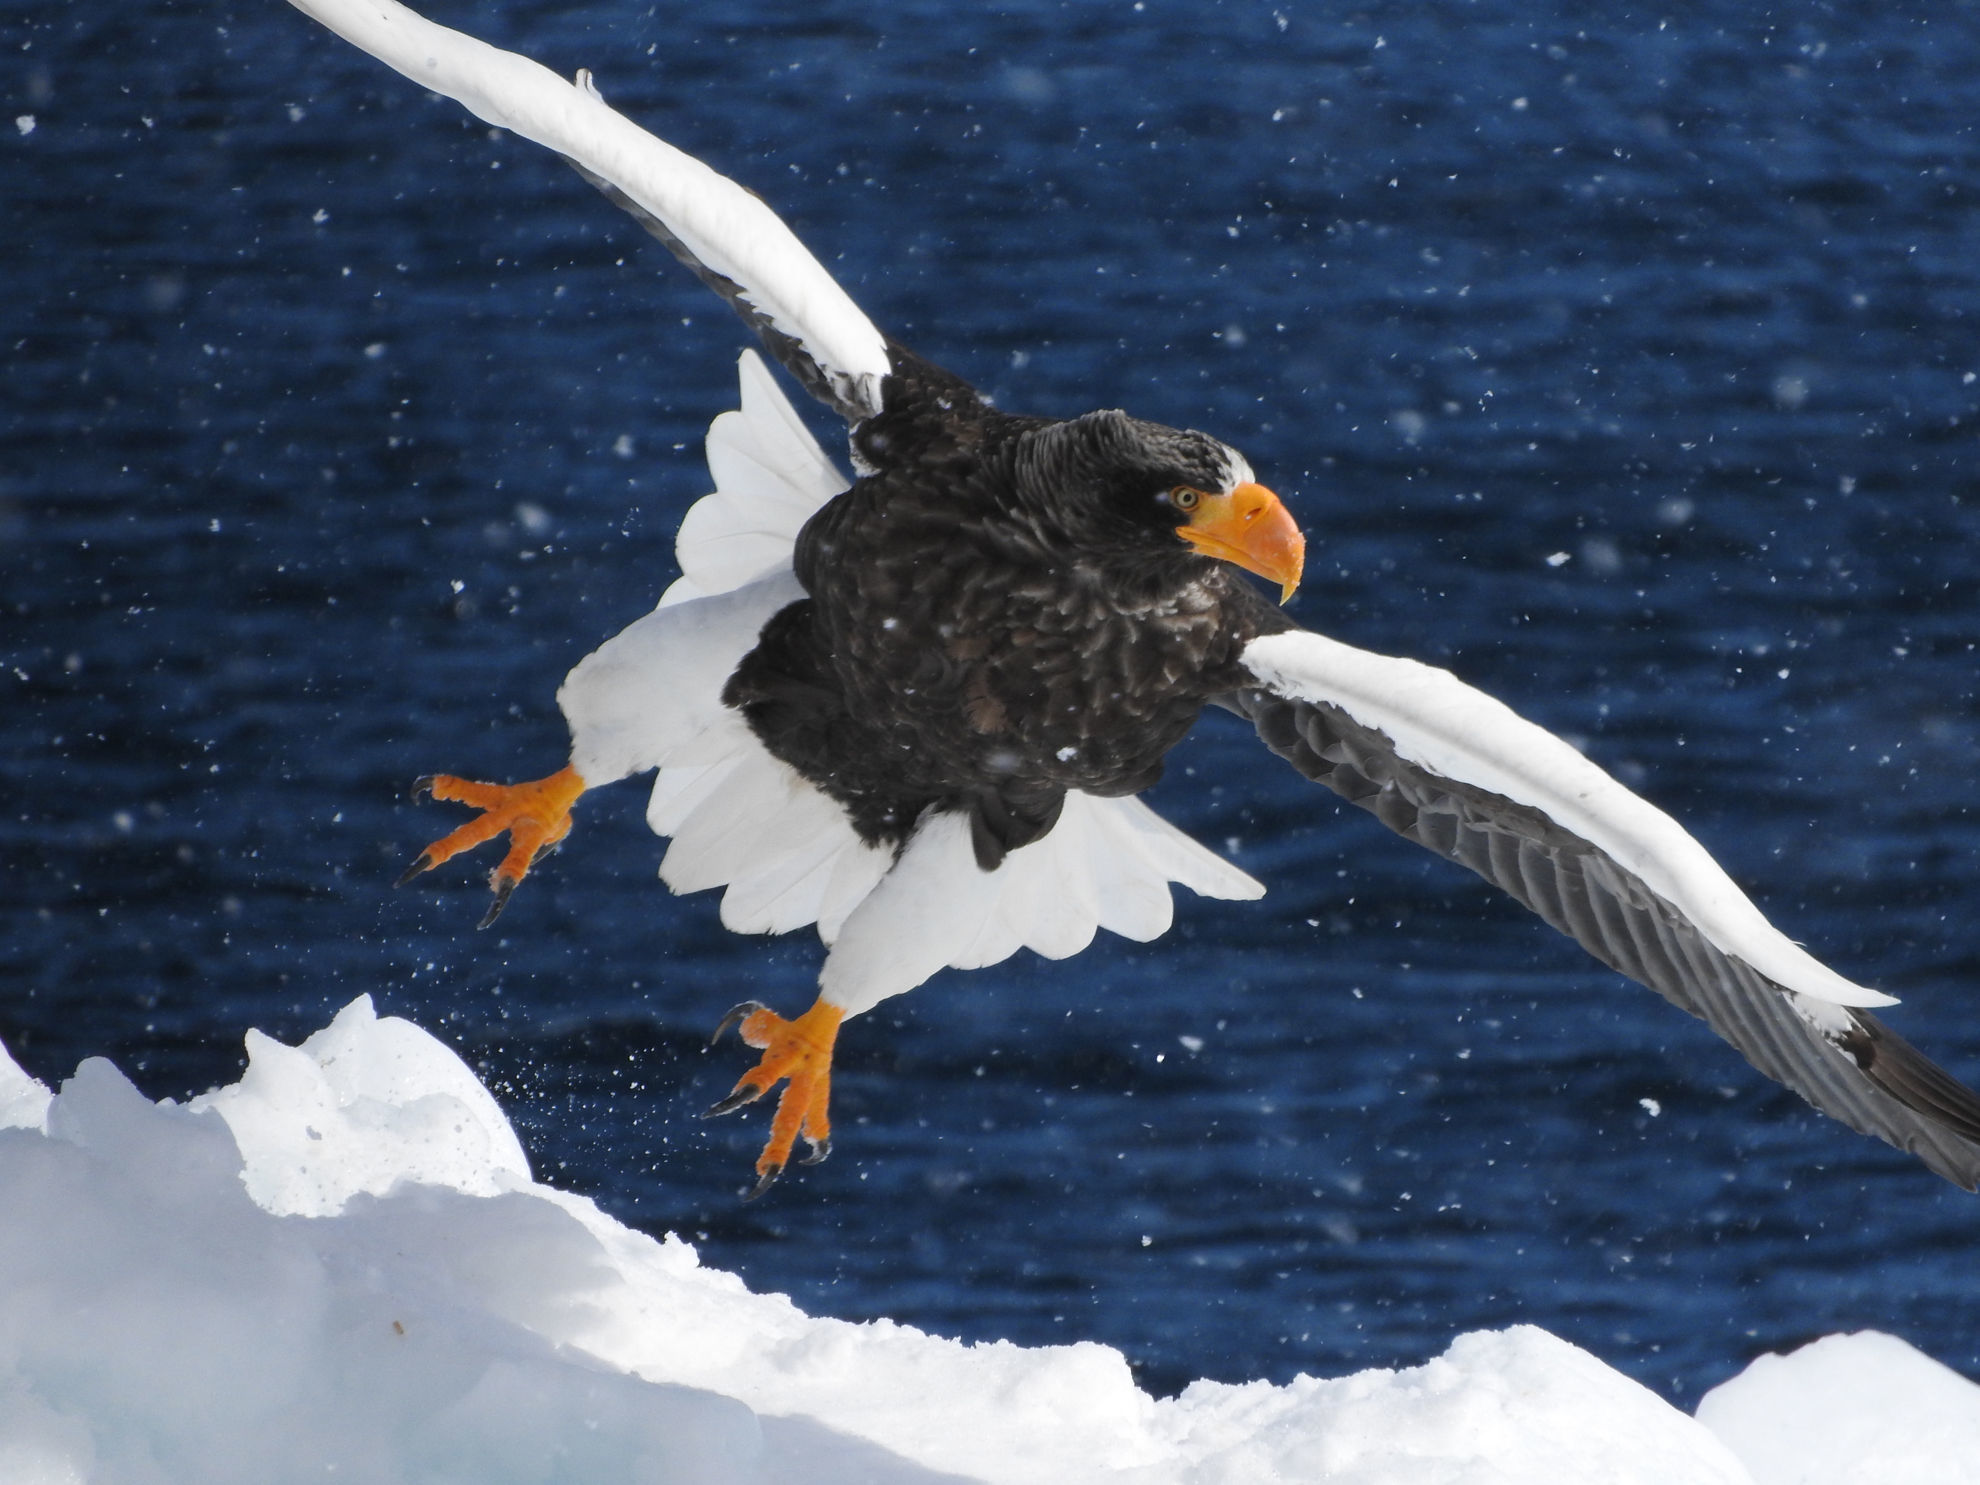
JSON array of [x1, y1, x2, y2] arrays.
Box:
[[799, 1135, 831, 1167], [477, 875, 518, 930], [394, 852, 436, 889], [743, 1164, 784, 1202], [703, 1085, 762, 1119], [709, 1001, 765, 1046], [409, 774, 438, 802]]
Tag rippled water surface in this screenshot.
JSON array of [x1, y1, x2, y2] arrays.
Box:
[[9, 0, 1980, 1401]]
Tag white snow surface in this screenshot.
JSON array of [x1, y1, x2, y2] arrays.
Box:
[[1696, 1330, 1980, 1485], [3, 1000, 1975, 1484]]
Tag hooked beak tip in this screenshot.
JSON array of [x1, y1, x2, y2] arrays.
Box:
[[1179, 481, 1304, 600]]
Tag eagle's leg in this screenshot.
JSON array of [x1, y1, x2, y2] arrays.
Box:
[[397, 765, 587, 927], [706, 998, 845, 1198]]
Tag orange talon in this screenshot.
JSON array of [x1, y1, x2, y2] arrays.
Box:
[[705, 998, 844, 1198], [399, 764, 587, 926]]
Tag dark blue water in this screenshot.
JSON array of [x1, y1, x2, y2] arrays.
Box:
[[9, 0, 1980, 1404]]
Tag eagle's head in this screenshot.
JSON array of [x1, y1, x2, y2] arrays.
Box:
[[1013, 409, 1305, 601]]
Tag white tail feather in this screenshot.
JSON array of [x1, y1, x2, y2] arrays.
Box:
[[649, 716, 890, 937], [1105, 795, 1265, 907], [652, 713, 889, 936], [819, 797, 1264, 1017]]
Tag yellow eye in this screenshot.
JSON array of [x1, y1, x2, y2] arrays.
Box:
[[1170, 486, 1202, 511]]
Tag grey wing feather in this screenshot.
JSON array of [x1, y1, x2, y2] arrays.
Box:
[[1230, 683, 1980, 1190]]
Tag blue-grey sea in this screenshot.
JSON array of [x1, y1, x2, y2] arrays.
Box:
[[9, 0, 1980, 1402]]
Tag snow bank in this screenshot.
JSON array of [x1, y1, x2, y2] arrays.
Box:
[[0, 999, 1972, 1484], [1697, 1330, 1980, 1485]]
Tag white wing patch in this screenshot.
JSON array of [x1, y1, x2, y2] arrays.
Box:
[[818, 798, 1263, 1018], [562, 351, 843, 781], [660, 351, 849, 608], [1242, 629, 1897, 1011]]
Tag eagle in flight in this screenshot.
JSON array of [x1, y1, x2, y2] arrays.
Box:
[[290, 0, 1980, 1198]]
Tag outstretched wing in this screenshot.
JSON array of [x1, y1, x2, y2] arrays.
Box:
[[1232, 628, 1980, 1190], [286, 0, 891, 422]]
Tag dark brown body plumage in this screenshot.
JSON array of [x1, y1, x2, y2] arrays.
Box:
[[724, 345, 1290, 869]]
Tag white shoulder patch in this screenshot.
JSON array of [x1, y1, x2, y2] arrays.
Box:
[[817, 797, 1263, 1018], [659, 350, 849, 608], [1242, 629, 1897, 1010], [564, 350, 846, 781]]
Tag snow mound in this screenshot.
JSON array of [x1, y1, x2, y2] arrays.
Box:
[[0, 1035, 51, 1133], [1157, 1327, 1755, 1483], [0, 999, 1973, 1484], [1697, 1330, 1980, 1485], [191, 994, 530, 1217]]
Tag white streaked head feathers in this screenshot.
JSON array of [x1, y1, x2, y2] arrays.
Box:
[[1216, 444, 1256, 493]]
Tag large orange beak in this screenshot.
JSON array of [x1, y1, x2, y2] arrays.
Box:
[[1175, 482, 1305, 603]]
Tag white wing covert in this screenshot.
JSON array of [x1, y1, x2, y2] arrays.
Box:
[[557, 353, 887, 941], [660, 351, 851, 608]]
